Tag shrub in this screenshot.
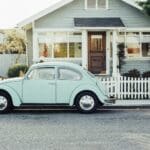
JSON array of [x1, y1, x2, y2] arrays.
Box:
[[8, 64, 29, 78], [142, 71, 150, 78], [122, 73, 130, 77], [122, 69, 141, 78]]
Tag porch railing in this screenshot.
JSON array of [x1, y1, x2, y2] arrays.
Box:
[[100, 76, 150, 100]]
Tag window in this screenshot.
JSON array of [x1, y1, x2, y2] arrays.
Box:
[[58, 68, 81, 80], [69, 33, 82, 58], [85, 0, 107, 9], [87, 0, 96, 9], [126, 32, 140, 57], [97, 0, 106, 8], [54, 32, 68, 58], [91, 35, 103, 51], [38, 32, 82, 59], [141, 33, 150, 57], [112, 32, 150, 59], [38, 33, 53, 58], [28, 68, 55, 80]]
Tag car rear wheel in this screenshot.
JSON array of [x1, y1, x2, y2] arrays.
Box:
[[75, 92, 98, 113], [0, 92, 12, 114]]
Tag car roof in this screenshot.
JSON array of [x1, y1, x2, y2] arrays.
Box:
[[31, 61, 84, 71]]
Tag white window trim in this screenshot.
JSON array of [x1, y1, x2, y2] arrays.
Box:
[[85, 0, 108, 10]]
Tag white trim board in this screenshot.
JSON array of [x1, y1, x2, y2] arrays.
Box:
[[17, 0, 143, 28], [121, 0, 142, 11]]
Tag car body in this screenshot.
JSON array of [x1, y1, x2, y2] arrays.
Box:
[[0, 62, 115, 113]]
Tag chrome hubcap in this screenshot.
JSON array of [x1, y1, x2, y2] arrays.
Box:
[[79, 95, 95, 111], [0, 96, 8, 111]]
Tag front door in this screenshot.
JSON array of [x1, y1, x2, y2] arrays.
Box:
[[88, 32, 106, 74]]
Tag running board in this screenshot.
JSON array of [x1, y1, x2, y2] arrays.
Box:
[[19, 103, 71, 109]]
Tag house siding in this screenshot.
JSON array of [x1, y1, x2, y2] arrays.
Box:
[[26, 0, 150, 74], [35, 0, 150, 28], [121, 59, 150, 74]]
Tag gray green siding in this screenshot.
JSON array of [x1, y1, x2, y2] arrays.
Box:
[[35, 0, 150, 28], [121, 60, 150, 74]]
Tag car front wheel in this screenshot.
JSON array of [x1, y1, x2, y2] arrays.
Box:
[[0, 92, 12, 114], [75, 92, 98, 113]]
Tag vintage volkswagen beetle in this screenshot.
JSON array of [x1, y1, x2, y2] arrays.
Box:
[[0, 62, 115, 113]]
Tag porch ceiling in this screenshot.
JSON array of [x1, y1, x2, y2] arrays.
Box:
[[74, 18, 125, 28]]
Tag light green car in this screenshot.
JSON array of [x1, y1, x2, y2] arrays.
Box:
[[0, 62, 115, 113]]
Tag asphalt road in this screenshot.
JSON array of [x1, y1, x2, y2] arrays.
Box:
[[0, 109, 150, 150]]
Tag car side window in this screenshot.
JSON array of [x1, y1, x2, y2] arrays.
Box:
[[58, 68, 81, 81], [28, 68, 55, 80]]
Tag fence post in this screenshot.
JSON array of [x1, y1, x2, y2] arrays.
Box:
[[117, 75, 120, 100], [148, 78, 150, 99]]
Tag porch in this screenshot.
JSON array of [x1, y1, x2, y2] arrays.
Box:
[[33, 26, 150, 76]]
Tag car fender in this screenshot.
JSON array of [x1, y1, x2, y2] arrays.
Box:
[[69, 84, 107, 106], [0, 85, 22, 106]]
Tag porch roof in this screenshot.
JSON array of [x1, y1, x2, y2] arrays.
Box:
[[74, 18, 125, 28]]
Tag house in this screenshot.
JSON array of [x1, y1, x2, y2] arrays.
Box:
[[18, 0, 150, 77]]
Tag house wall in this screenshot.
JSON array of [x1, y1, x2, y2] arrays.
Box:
[[26, 29, 33, 66], [121, 59, 150, 74], [35, 0, 150, 28], [26, 0, 150, 75]]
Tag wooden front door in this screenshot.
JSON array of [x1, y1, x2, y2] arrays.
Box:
[[88, 32, 106, 74]]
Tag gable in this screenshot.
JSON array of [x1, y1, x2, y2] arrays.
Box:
[[34, 0, 150, 29]]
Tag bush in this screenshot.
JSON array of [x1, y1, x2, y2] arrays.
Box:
[[122, 69, 141, 78], [8, 64, 29, 78], [142, 71, 150, 78]]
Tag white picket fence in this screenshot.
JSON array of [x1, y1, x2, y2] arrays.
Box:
[[0, 54, 26, 77], [100, 76, 150, 100]]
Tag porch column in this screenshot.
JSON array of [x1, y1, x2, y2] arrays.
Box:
[[106, 31, 111, 75], [82, 30, 88, 69], [32, 22, 39, 63], [112, 30, 118, 77]]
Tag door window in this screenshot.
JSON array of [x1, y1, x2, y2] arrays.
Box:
[[28, 68, 55, 80], [91, 35, 103, 51]]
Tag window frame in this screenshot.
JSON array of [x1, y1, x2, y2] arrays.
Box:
[[85, 0, 108, 10]]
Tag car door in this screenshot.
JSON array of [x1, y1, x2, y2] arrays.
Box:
[[22, 67, 56, 104], [56, 67, 82, 104]]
